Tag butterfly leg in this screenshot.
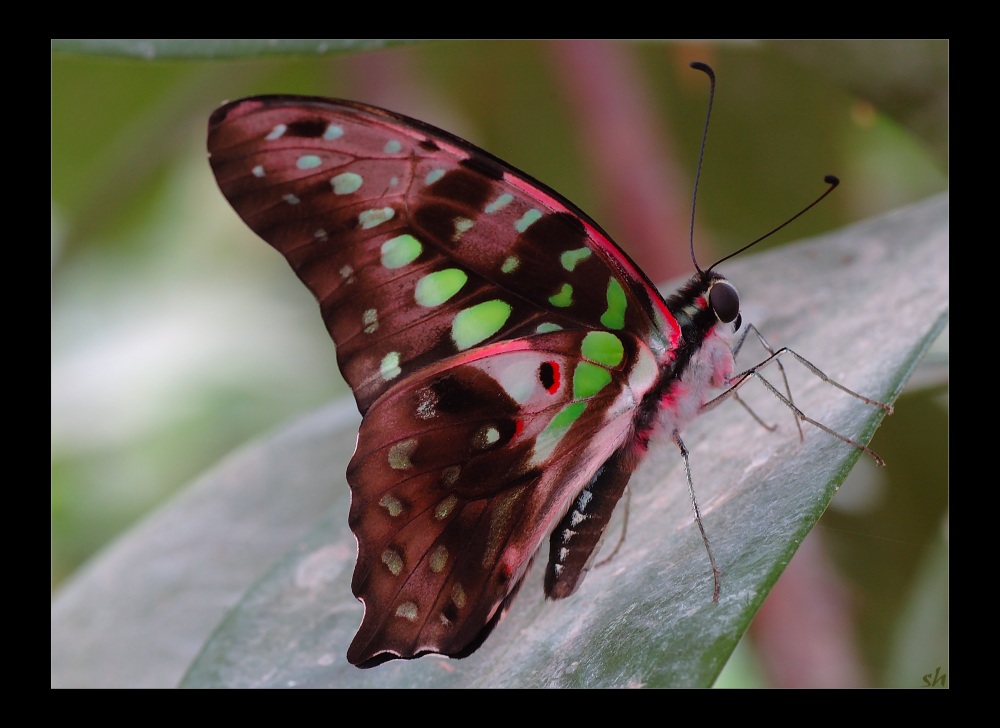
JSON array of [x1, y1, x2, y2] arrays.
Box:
[[731, 324, 802, 440], [672, 430, 722, 602], [702, 342, 893, 466]]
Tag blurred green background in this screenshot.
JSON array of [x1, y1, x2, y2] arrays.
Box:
[[51, 39, 947, 687]]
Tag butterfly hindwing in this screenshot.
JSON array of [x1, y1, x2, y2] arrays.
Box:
[[345, 330, 658, 665]]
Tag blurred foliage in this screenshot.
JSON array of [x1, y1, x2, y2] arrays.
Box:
[[51, 39, 947, 687]]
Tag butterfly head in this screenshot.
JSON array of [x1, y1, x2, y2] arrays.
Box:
[[667, 269, 743, 343]]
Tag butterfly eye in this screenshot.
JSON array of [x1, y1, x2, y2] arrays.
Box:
[[709, 281, 740, 324]]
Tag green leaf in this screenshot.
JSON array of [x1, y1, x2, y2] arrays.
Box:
[[51, 194, 947, 688]]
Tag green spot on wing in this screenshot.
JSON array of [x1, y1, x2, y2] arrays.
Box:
[[486, 193, 513, 213], [573, 362, 612, 399], [380, 352, 402, 380], [331, 172, 363, 194], [548, 402, 586, 435], [379, 494, 403, 517], [381, 234, 422, 269], [415, 269, 468, 307], [296, 155, 321, 170], [453, 217, 474, 239], [601, 278, 627, 329], [532, 401, 586, 466], [388, 439, 418, 469], [501, 256, 519, 274], [515, 209, 542, 233], [560, 247, 592, 272], [582, 331, 624, 367], [549, 283, 573, 308], [359, 207, 395, 229], [451, 300, 512, 350]]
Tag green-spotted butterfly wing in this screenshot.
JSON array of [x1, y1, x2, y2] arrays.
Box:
[[208, 96, 728, 667]]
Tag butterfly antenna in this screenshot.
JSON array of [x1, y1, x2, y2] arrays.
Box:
[[708, 175, 840, 271], [688, 61, 715, 275]]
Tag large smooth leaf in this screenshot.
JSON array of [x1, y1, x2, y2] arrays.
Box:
[[51, 194, 947, 688]]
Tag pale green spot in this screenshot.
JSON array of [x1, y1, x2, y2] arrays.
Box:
[[515, 208, 543, 233], [283, 193, 300, 205], [380, 351, 402, 380], [340, 265, 354, 280], [536, 322, 563, 334], [388, 439, 418, 470], [381, 548, 403, 576], [435, 494, 458, 519], [429, 545, 449, 573], [265, 124, 286, 140], [451, 300, 512, 350], [381, 234, 422, 269], [582, 331, 625, 367], [486, 193, 513, 213], [474, 426, 501, 449], [296, 155, 321, 170], [573, 362, 612, 399], [415, 269, 467, 307], [549, 402, 586, 435], [549, 283, 573, 308], [362, 308, 378, 334], [452, 583, 466, 608], [560, 247, 592, 272], [425, 168, 445, 185], [531, 402, 586, 466], [501, 256, 519, 274], [484, 490, 523, 568], [331, 172, 363, 194], [395, 602, 418, 621], [453, 217, 474, 240], [314, 229, 328, 239], [323, 124, 344, 140], [359, 207, 395, 229], [379, 494, 403, 517], [384, 139, 402, 154], [252, 165, 265, 178], [601, 278, 627, 329]]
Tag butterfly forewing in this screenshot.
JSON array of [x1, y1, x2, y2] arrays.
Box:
[[208, 97, 678, 412], [208, 96, 678, 666]]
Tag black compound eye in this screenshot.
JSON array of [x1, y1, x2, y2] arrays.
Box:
[[709, 281, 740, 324]]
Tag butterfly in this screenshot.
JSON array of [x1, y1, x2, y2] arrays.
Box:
[[207, 63, 891, 668]]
